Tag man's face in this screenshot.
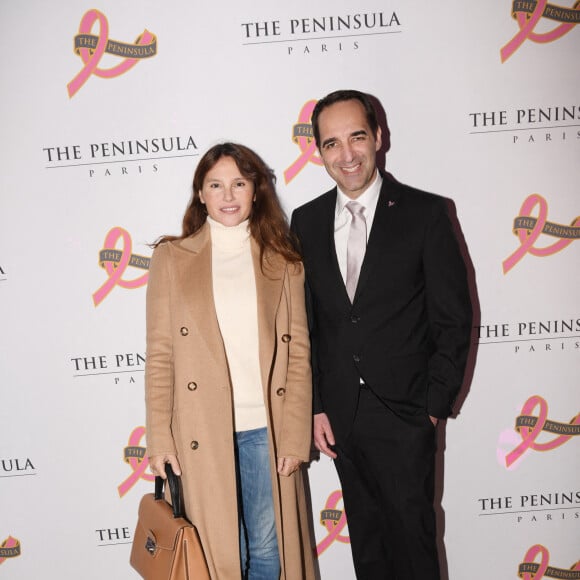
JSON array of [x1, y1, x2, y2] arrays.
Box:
[[316, 99, 382, 199]]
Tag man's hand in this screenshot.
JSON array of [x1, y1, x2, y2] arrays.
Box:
[[148, 454, 181, 479], [313, 413, 337, 459]]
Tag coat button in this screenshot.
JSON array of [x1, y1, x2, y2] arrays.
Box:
[[276, 387, 286, 396], [180, 327, 189, 336], [187, 382, 198, 391], [281, 334, 291, 343], [353, 354, 361, 363], [350, 315, 360, 323], [190, 441, 199, 450]]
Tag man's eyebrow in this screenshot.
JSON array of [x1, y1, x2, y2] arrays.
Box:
[[321, 129, 369, 148], [321, 137, 337, 148]]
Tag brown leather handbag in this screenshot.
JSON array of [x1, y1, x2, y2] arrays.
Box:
[[130, 463, 210, 580]]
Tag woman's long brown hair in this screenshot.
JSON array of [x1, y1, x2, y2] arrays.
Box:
[[155, 143, 301, 266]]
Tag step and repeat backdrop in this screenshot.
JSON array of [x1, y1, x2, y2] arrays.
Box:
[[1, 1, 578, 578]]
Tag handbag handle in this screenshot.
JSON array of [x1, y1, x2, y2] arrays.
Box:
[[154, 463, 186, 519]]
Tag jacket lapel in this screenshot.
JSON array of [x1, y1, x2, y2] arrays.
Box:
[[316, 190, 351, 306], [353, 177, 401, 303]]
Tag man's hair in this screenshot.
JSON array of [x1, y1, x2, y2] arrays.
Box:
[[311, 89, 379, 147]]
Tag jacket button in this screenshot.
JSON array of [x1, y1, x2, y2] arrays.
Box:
[[190, 441, 199, 450], [353, 354, 361, 363], [180, 327, 189, 336], [350, 315, 360, 323], [276, 387, 286, 396], [187, 382, 198, 391], [281, 334, 291, 343]]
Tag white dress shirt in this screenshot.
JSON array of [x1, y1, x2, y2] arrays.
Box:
[[334, 171, 383, 284]]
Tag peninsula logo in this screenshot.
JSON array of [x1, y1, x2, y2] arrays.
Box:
[[118, 426, 154, 497], [503, 194, 580, 273], [477, 489, 580, 524], [0, 458, 36, 477], [93, 227, 150, 306], [68, 9, 157, 97], [518, 544, 580, 579], [501, 0, 580, 62], [499, 395, 580, 468], [71, 351, 145, 385], [467, 104, 580, 144], [0, 536, 21, 565], [241, 11, 401, 56], [317, 490, 350, 555], [284, 100, 323, 184]]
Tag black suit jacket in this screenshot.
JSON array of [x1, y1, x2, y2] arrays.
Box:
[[291, 175, 472, 441]]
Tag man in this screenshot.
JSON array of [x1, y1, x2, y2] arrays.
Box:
[[290, 90, 472, 579]]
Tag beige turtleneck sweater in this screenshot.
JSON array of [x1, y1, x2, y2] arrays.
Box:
[[207, 217, 267, 432]]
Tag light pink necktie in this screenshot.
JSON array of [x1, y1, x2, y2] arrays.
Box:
[[345, 200, 367, 302]]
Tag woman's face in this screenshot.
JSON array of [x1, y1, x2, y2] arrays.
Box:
[[199, 156, 255, 227]]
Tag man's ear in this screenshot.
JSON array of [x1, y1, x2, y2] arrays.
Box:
[[375, 126, 383, 151]]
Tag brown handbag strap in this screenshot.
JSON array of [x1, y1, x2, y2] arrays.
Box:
[[154, 463, 186, 519]]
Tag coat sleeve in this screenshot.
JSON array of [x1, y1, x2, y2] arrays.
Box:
[[423, 200, 473, 418], [145, 243, 177, 458], [277, 262, 313, 462]]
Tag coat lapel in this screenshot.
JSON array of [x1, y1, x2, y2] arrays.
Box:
[[177, 225, 228, 368], [178, 224, 287, 390], [252, 242, 286, 394]]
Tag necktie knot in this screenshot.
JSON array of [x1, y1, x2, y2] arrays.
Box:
[[346, 200, 365, 218]]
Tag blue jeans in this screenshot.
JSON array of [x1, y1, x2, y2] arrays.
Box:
[[235, 427, 280, 580]]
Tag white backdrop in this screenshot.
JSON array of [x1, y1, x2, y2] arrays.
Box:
[[1, 1, 579, 578]]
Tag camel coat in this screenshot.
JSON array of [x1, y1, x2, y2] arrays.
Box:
[[145, 224, 315, 579]]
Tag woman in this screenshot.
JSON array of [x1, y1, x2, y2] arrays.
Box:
[[145, 142, 315, 579]]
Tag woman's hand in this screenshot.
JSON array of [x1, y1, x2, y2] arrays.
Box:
[[277, 456, 303, 477], [148, 454, 181, 479]]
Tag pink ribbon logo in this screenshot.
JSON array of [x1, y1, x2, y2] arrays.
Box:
[[502, 194, 580, 274], [518, 544, 580, 579], [501, 0, 580, 62], [118, 426, 155, 497], [67, 9, 157, 97], [505, 395, 580, 467], [0, 536, 21, 565], [92, 227, 150, 306], [316, 490, 350, 555], [284, 100, 323, 184]]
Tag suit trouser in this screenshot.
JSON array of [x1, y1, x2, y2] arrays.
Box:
[[333, 386, 440, 580]]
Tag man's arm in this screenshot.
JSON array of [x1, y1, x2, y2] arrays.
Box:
[[423, 200, 473, 419]]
